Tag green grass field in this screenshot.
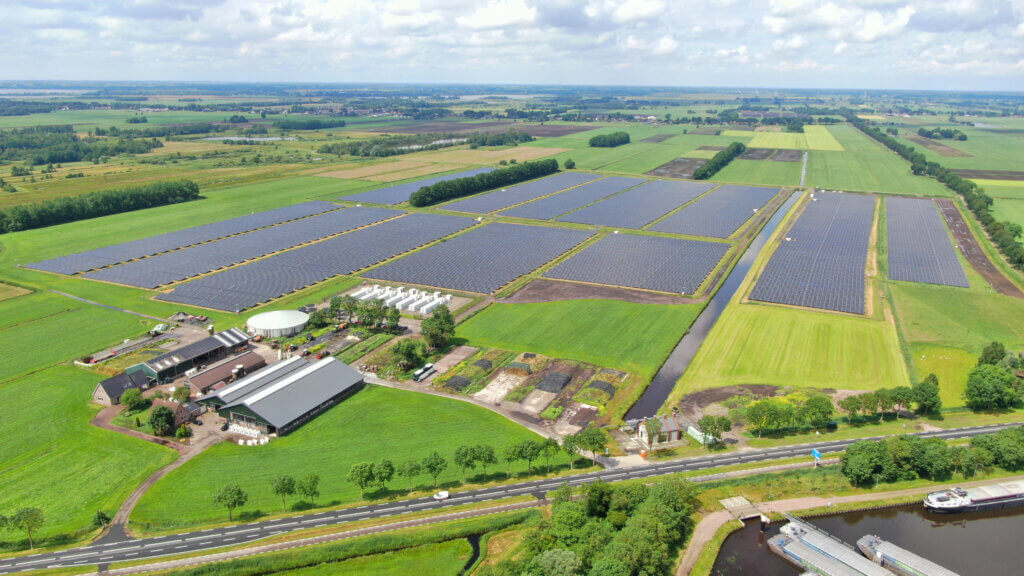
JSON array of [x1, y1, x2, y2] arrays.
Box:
[[0, 109, 231, 129], [806, 125, 951, 196], [711, 159, 802, 187], [889, 282, 1024, 352], [0, 367, 177, 547], [897, 126, 1024, 171], [131, 385, 567, 531], [992, 198, 1024, 228], [803, 125, 845, 151], [674, 303, 909, 403], [456, 299, 702, 378], [275, 540, 470, 576]]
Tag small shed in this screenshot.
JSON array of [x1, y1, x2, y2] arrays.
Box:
[[536, 372, 571, 393]]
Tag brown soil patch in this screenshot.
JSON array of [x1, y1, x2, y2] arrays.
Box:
[[502, 278, 695, 305], [905, 135, 972, 157], [697, 146, 726, 151], [937, 199, 1024, 298], [374, 121, 593, 138], [413, 146, 567, 164], [646, 157, 707, 179], [754, 125, 784, 132], [366, 163, 462, 183], [771, 149, 803, 162], [954, 169, 1024, 181], [673, 384, 779, 421], [740, 148, 776, 160], [319, 160, 435, 180], [642, 134, 676, 143], [690, 127, 722, 135]]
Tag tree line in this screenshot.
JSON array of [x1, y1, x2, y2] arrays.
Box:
[[964, 341, 1023, 411], [917, 127, 967, 141], [693, 141, 745, 180], [467, 130, 534, 148], [1, 124, 162, 165], [842, 425, 1024, 486], [409, 159, 559, 207], [317, 132, 466, 158], [272, 118, 347, 130], [588, 132, 630, 148], [479, 477, 698, 576], [93, 123, 229, 138], [847, 113, 1024, 270], [0, 179, 200, 233]]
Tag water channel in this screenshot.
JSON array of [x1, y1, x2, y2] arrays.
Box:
[[624, 189, 801, 419], [710, 504, 1024, 575]]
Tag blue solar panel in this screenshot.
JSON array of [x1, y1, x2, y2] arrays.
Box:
[[365, 223, 594, 293], [650, 185, 779, 238], [25, 201, 338, 275], [749, 192, 875, 314], [557, 179, 713, 229], [886, 197, 968, 287], [82, 207, 398, 288], [341, 168, 495, 204], [500, 176, 645, 220], [444, 172, 601, 214], [156, 213, 474, 312], [544, 234, 730, 294]]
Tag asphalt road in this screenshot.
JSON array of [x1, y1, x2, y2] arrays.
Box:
[[0, 422, 1015, 574]]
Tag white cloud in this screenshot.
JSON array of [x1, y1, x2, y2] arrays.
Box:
[[772, 34, 807, 51], [611, 0, 665, 23], [652, 34, 679, 55], [456, 0, 537, 29]]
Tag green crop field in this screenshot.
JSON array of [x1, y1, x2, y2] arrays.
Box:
[[131, 385, 568, 531], [674, 302, 909, 405], [971, 179, 1024, 201], [992, 198, 1024, 228], [0, 367, 177, 547], [803, 125, 845, 151], [711, 159, 802, 187], [0, 109, 230, 129], [456, 299, 702, 378], [274, 540, 470, 576], [889, 282, 1024, 353], [897, 126, 1024, 171], [805, 125, 950, 196]]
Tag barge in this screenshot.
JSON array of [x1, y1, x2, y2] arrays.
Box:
[[923, 480, 1024, 513], [856, 535, 961, 576]]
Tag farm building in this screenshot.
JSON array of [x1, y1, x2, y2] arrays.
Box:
[[247, 310, 309, 338], [137, 327, 250, 383], [150, 399, 192, 429], [93, 370, 154, 406], [197, 356, 363, 436], [186, 351, 267, 393], [636, 413, 688, 448]]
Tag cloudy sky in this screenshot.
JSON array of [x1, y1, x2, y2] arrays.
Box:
[[1, 0, 1022, 90]]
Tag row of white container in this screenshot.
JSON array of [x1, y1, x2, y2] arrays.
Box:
[[352, 284, 453, 314]]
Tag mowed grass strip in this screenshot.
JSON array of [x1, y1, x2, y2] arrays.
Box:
[[0, 367, 177, 547], [132, 385, 566, 531], [802, 125, 845, 151], [677, 303, 909, 397], [456, 299, 702, 378], [272, 540, 471, 576]]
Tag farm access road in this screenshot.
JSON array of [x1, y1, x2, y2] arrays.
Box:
[[0, 422, 1016, 574]]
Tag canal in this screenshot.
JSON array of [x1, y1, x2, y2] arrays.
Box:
[[624, 189, 801, 420], [710, 504, 1024, 575]]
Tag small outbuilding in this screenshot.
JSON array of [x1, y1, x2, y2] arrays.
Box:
[[247, 310, 310, 338]]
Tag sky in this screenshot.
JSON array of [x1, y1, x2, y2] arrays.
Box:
[[1, 0, 1023, 91]]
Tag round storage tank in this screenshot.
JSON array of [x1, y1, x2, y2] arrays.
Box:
[[247, 310, 310, 338]]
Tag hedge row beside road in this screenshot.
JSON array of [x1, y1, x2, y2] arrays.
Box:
[[693, 142, 745, 180]]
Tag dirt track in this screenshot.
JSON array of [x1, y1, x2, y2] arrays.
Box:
[[501, 278, 695, 305], [936, 199, 1024, 299]]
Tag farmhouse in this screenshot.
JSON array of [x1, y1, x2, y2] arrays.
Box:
[[93, 370, 153, 406], [150, 398, 191, 429], [636, 413, 688, 448], [138, 328, 250, 383], [186, 351, 266, 393], [198, 356, 363, 436]]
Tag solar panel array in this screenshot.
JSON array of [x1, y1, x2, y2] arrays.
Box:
[[545, 234, 730, 294], [886, 197, 968, 287], [157, 213, 474, 312], [83, 207, 398, 288], [500, 176, 645, 220], [365, 223, 594, 293], [25, 201, 338, 275], [557, 179, 712, 229], [444, 172, 601, 214], [749, 192, 876, 314], [341, 168, 495, 205], [650, 185, 779, 238]]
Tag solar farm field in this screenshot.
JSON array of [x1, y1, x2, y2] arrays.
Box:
[[82, 207, 398, 288], [364, 223, 593, 294], [557, 180, 712, 229], [885, 197, 968, 287], [443, 172, 600, 214], [131, 385, 568, 532], [544, 234, 729, 294], [456, 299, 703, 378], [159, 213, 475, 312], [750, 192, 876, 314], [341, 167, 495, 205], [499, 176, 643, 220], [650, 185, 779, 238], [0, 367, 177, 547]]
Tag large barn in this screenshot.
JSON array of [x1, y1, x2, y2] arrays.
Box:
[[138, 327, 250, 383], [197, 356, 363, 436]]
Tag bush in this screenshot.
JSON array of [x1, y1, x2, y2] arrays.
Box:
[[693, 142, 745, 179], [409, 159, 558, 207], [589, 131, 630, 147], [563, 158, 575, 169]]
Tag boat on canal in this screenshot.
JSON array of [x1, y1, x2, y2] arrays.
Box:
[[923, 481, 1024, 513]]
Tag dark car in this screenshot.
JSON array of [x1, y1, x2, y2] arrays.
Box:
[[220, 422, 229, 431]]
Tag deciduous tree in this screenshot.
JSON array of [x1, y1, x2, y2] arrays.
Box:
[[213, 485, 248, 521]]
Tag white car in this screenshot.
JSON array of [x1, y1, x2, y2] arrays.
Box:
[[433, 490, 450, 501]]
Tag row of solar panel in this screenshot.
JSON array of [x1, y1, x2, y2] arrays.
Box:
[[749, 192, 876, 315], [649, 185, 779, 238], [444, 172, 602, 214], [341, 167, 496, 205], [557, 179, 714, 229], [886, 196, 968, 287], [157, 213, 476, 312], [26, 201, 338, 275], [82, 207, 398, 288]]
